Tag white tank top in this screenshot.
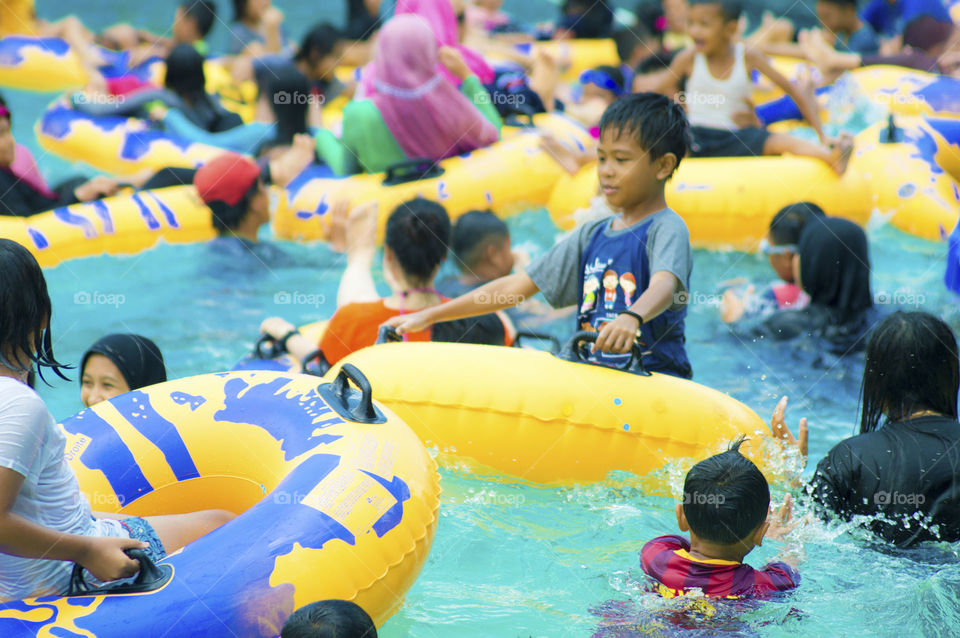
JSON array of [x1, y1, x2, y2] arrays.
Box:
[[685, 43, 752, 130]]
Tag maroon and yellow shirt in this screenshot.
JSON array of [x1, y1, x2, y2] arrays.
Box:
[[641, 535, 799, 599]]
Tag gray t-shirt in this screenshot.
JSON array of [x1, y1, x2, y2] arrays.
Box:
[[526, 209, 691, 313]]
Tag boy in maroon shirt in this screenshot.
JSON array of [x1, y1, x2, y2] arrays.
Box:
[[642, 439, 799, 598]]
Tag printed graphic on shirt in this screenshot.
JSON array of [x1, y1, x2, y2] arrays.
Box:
[[581, 275, 600, 314]]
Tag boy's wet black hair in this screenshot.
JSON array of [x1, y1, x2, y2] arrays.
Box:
[[598, 92, 690, 174], [385, 198, 452, 285], [683, 437, 769, 544], [689, 0, 742, 22], [451, 210, 509, 272], [181, 0, 217, 38], [768, 202, 826, 245], [294, 23, 344, 64], [281, 600, 377, 638], [0, 239, 70, 383]]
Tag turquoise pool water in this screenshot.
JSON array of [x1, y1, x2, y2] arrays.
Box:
[[8, 0, 960, 635], [36, 211, 958, 637]]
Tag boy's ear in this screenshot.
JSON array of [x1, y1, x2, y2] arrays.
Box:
[[753, 520, 770, 548], [675, 503, 690, 531], [656, 153, 678, 180]]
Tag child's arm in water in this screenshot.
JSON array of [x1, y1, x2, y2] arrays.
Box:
[[386, 272, 541, 335], [0, 467, 147, 583], [744, 49, 827, 144], [595, 271, 679, 353]]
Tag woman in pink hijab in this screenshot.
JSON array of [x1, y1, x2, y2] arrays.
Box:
[[357, 0, 495, 96], [316, 14, 501, 175]]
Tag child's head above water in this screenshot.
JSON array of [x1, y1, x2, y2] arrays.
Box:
[[385, 197, 452, 288], [194, 153, 268, 236], [677, 438, 770, 559], [687, 0, 742, 53], [597, 93, 689, 209], [451, 210, 513, 280], [80, 334, 167, 408]]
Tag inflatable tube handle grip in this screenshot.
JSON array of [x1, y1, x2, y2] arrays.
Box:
[[325, 363, 387, 424], [382, 157, 445, 186], [253, 333, 283, 359], [556, 330, 651, 376], [68, 549, 173, 596], [375, 326, 403, 344]]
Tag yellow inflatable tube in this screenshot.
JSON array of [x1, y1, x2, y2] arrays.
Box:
[[0, 36, 88, 91], [548, 119, 960, 247], [273, 113, 594, 243], [36, 98, 229, 177], [4, 369, 441, 634], [328, 342, 774, 485], [0, 185, 213, 268]]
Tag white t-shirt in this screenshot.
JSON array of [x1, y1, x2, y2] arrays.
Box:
[[0, 376, 126, 600]]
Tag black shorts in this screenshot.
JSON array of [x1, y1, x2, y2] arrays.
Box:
[[689, 126, 771, 158]]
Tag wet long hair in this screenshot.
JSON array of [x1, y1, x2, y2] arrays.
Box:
[[0, 239, 69, 382], [859, 311, 959, 434], [262, 66, 310, 152], [384, 198, 451, 285]]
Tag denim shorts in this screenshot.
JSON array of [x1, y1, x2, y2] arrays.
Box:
[[119, 517, 166, 563]]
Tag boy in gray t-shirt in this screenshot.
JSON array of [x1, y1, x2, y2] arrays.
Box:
[[386, 93, 694, 378]]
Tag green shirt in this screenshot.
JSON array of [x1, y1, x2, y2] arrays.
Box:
[[315, 75, 503, 176]]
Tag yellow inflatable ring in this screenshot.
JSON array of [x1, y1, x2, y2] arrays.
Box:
[[0, 369, 440, 635], [327, 341, 775, 484]]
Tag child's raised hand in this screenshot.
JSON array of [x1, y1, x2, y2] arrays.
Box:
[[323, 199, 352, 253], [764, 493, 800, 541], [770, 396, 809, 460], [79, 536, 147, 583], [594, 314, 639, 354], [345, 202, 379, 258]]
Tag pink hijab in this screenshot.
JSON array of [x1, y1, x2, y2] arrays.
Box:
[[9, 144, 56, 199], [371, 15, 498, 161], [358, 0, 495, 96]]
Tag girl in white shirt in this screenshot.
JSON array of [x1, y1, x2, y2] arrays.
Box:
[[0, 239, 233, 601]]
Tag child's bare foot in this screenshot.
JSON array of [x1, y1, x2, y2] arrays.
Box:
[[540, 132, 583, 175], [828, 133, 854, 175]]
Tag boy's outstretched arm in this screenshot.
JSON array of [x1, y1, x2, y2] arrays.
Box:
[[595, 271, 679, 353], [745, 50, 826, 143], [386, 272, 541, 334]]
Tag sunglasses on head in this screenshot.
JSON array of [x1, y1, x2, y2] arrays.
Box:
[[759, 238, 798, 255]]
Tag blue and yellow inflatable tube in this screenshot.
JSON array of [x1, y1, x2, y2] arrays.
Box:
[[0, 370, 440, 635], [548, 118, 960, 247], [273, 113, 595, 243], [0, 185, 214, 268], [36, 100, 229, 177], [327, 342, 775, 485], [0, 36, 88, 91]]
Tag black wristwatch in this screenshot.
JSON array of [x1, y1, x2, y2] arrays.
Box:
[[619, 310, 644, 338]]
